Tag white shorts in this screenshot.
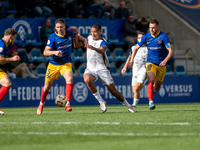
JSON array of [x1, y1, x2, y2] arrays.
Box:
[[132, 68, 147, 86], [84, 68, 114, 85]]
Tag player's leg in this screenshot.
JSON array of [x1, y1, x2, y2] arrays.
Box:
[[146, 63, 156, 110], [131, 69, 146, 108], [106, 83, 137, 113], [63, 71, 73, 112], [37, 63, 59, 115], [60, 63, 73, 112], [84, 72, 107, 113], [153, 65, 166, 96], [132, 82, 143, 108], [37, 80, 53, 115], [0, 70, 12, 115]]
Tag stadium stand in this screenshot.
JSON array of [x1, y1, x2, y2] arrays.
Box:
[[79, 66, 86, 77], [109, 66, 118, 76], [114, 49, 127, 62], [73, 49, 86, 62], [165, 65, 174, 76], [120, 66, 132, 76], [36, 66, 46, 78], [29, 49, 45, 63], [175, 65, 186, 76]]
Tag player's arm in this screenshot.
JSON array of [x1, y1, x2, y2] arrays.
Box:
[[0, 54, 20, 65], [43, 46, 62, 57], [75, 34, 87, 48], [159, 46, 174, 66], [128, 44, 140, 68], [121, 55, 131, 74], [87, 45, 106, 55]]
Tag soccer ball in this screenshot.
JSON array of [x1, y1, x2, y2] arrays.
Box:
[[55, 94, 67, 107]]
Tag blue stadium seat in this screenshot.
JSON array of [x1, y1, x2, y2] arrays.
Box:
[[114, 49, 126, 62], [106, 49, 116, 62], [18, 49, 29, 64], [73, 49, 86, 62], [36, 67, 46, 78], [109, 66, 118, 76], [30, 49, 45, 63], [175, 65, 186, 76], [165, 65, 173, 76], [14, 34, 26, 46], [72, 66, 77, 77], [121, 66, 132, 76], [25, 34, 42, 47], [108, 33, 127, 46], [79, 66, 86, 77]]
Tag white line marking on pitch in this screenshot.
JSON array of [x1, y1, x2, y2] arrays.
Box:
[[0, 132, 200, 136], [0, 122, 196, 125]]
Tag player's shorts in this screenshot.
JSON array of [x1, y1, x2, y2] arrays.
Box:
[[132, 67, 147, 86], [84, 68, 114, 85], [146, 63, 166, 81], [45, 62, 72, 82], [0, 69, 7, 80]]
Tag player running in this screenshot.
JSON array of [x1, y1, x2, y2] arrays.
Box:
[[121, 32, 148, 108], [83, 24, 136, 113], [37, 18, 79, 115], [129, 19, 174, 110], [0, 28, 20, 115]]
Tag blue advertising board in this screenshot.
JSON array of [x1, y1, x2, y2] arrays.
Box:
[[0, 76, 199, 108], [0, 18, 125, 42]]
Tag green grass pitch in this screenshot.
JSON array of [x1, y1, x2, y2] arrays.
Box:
[[1, 103, 200, 150]]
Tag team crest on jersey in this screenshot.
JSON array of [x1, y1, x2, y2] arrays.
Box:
[[157, 40, 162, 44], [68, 36, 72, 41], [94, 43, 97, 46], [147, 64, 152, 71]]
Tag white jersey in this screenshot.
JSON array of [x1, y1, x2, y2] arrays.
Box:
[[130, 45, 148, 85], [86, 35, 109, 71], [130, 45, 148, 69]]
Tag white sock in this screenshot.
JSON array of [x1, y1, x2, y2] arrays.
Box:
[[67, 101, 70, 105], [122, 99, 131, 108], [149, 101, 154, 104], [93, 92, 104, 103], [133, 98, 139, 106], [40, 102, 44, 105]]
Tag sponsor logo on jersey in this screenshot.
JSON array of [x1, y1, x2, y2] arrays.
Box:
[[68, 36, 72, 41], [157, 40, 162, 44]]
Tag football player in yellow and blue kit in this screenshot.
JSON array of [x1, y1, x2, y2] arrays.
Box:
[[37, 18, 79, 115], [129, 19, 174, 110], [0, 28, 20, 115]]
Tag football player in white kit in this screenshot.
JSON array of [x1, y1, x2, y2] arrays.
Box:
[[83, 24, 136, 113], [121, 32, 148, 108]]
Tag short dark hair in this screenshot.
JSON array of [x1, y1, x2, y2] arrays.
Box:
[[55, 18, 65, 25], [92, 24, 101, 30], [138, 32, 145, 36], [150, 19, 159, 25], [4, 28, 17, 36]]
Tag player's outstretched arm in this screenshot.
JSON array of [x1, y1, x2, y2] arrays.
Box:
[[159, 47, 174, 66], [128, 44, 140, 68], [43, 46, 62, 57], [76, 34, 87, 48], [0, 55, 20, 65], [87, 45, 106, 54], [121, 55, 131, 74]]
